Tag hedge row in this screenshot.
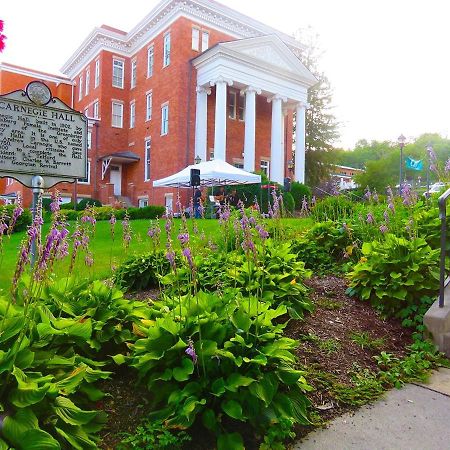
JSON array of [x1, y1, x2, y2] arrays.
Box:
[[61, 205, 165, 221]]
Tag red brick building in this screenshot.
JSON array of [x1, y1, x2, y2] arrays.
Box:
[[0, 0, 316, 208]]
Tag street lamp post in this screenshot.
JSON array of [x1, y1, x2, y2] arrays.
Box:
[[426, 143, 432, 196], [398, 134, 406, 193]]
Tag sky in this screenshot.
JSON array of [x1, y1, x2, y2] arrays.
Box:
[[1, 0, 449, 149]]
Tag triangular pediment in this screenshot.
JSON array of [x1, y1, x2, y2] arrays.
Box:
[[218, 35, 316, 86]]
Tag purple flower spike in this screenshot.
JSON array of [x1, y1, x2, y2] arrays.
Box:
[[177, 233, 190, 245], [445, 158, 450, 173], [166, 250, 176, 270], [379, 224, 388, 234], [256, 224, 269, 240], [185, 339, 198, 363], [366, 212, 374, 224], [182, 247, 194, 270]]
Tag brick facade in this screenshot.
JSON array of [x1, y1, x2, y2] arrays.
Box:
[[0, 0, 312, 208]]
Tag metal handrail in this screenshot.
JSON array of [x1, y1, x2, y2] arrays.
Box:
[[438, 188, 450, 307]]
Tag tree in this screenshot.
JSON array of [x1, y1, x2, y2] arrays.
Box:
[[294, 28, 340, 187], [0, 20, 6, 53]]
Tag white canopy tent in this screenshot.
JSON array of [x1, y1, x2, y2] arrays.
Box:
[[153, 159, 261, 188]]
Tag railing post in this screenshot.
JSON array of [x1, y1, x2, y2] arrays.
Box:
[[438, 188, 450, 307]]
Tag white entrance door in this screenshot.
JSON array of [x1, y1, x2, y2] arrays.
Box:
[[110, 165, 122, 196], [165, 194, 173, 213]]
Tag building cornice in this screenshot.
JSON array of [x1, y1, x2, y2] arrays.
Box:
[[61, 0, 305, 79], [0, 63, 72, 85]]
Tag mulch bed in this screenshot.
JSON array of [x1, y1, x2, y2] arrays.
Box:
[[99, 275, 414, 449]]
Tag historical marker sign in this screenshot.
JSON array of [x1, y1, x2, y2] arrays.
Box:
[[0, 81, 87, 188]]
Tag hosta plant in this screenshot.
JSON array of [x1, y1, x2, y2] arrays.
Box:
[[346, 234, 440, 318], [0, 295, 109, 449], [121, 290, 312, 449]]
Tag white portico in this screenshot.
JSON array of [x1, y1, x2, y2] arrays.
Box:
[[192, 35, 316, 185]]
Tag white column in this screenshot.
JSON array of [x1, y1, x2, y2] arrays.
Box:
[[243, 86, 260, 172], [194, 86, 210, 162], [211, 78, 232, 161], [295, 103, 307, 184], [269, 94, 286, 184]]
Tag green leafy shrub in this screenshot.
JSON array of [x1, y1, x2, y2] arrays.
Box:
[[41, 278, 152, 356], [282, 192, 295, 214], [291, 221, 356, 274], [291, 182, 311, 210], [311, 195, 356, 222], [127, 205, 165, 220], [0, 205, 32, 232], [118, 418, 191, 449], [161, 240, 313, 318], [78, 198, 102, 210], [346, 234, 440, 318], [125, 290, 312, 449], [60, 201, 75, 210], [0, 293, 109, 449], [113, 251, 175, 291], [61, 209, 80, 221]]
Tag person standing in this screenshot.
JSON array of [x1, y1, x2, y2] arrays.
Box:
[[193, 187, 203, 218], [227, 189, 239, 207]]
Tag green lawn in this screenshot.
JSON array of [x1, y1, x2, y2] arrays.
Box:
[[0, 217, 312, 291]]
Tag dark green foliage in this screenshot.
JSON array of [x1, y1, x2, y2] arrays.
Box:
[[118, 419, 191, 449], [346, 235, 440, 318], [282, 192, 295, 214], [127, 290, 312, 449], [292, 221, 355, 274], [60, 201, 75, 210], [78, 198, 102, 210], [291, 182, 311, 210], [113, 251, 174, 291], [294, 29, 339, 187], [61, 209, 80, 221], [127, 205, 165, 220], [310, 196, 356, 222], [161, 240, 313, 319], [0, 204, 32, 232]]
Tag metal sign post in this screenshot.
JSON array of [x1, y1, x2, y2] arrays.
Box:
[[30, 175, 44, 267]]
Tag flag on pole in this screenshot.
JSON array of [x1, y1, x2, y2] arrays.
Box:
[[405, 157, 423, 171]]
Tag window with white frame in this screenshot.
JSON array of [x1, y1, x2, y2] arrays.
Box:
[[161, 103, 169, 135], [145, 92, 152, 121], [78, 160, 91, 184], [112, 102, 123, 128], [131, 60, 137, 88], [112, 58, 124, 88], [93, 101, 99, 119], [94, 59, 100, 87], [260, 160, 270, 178], [192, 28, 200, 51], [85, 68, 90, 95], [129, 101, 135, 128], [147, 45, 154, 77], [78, 75, 83, 101], [163, 32, 171, 67], [138, 198, 149, 208], [144, 139, 151, 181], [87, 130, 92, 150], [228, 90, 244, 120], [201, 31, 209, 51]]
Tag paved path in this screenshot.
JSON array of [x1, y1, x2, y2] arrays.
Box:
[[295, 369, 450, 450]]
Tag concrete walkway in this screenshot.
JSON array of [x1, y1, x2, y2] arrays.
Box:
[[295, 368, 450, 450]]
